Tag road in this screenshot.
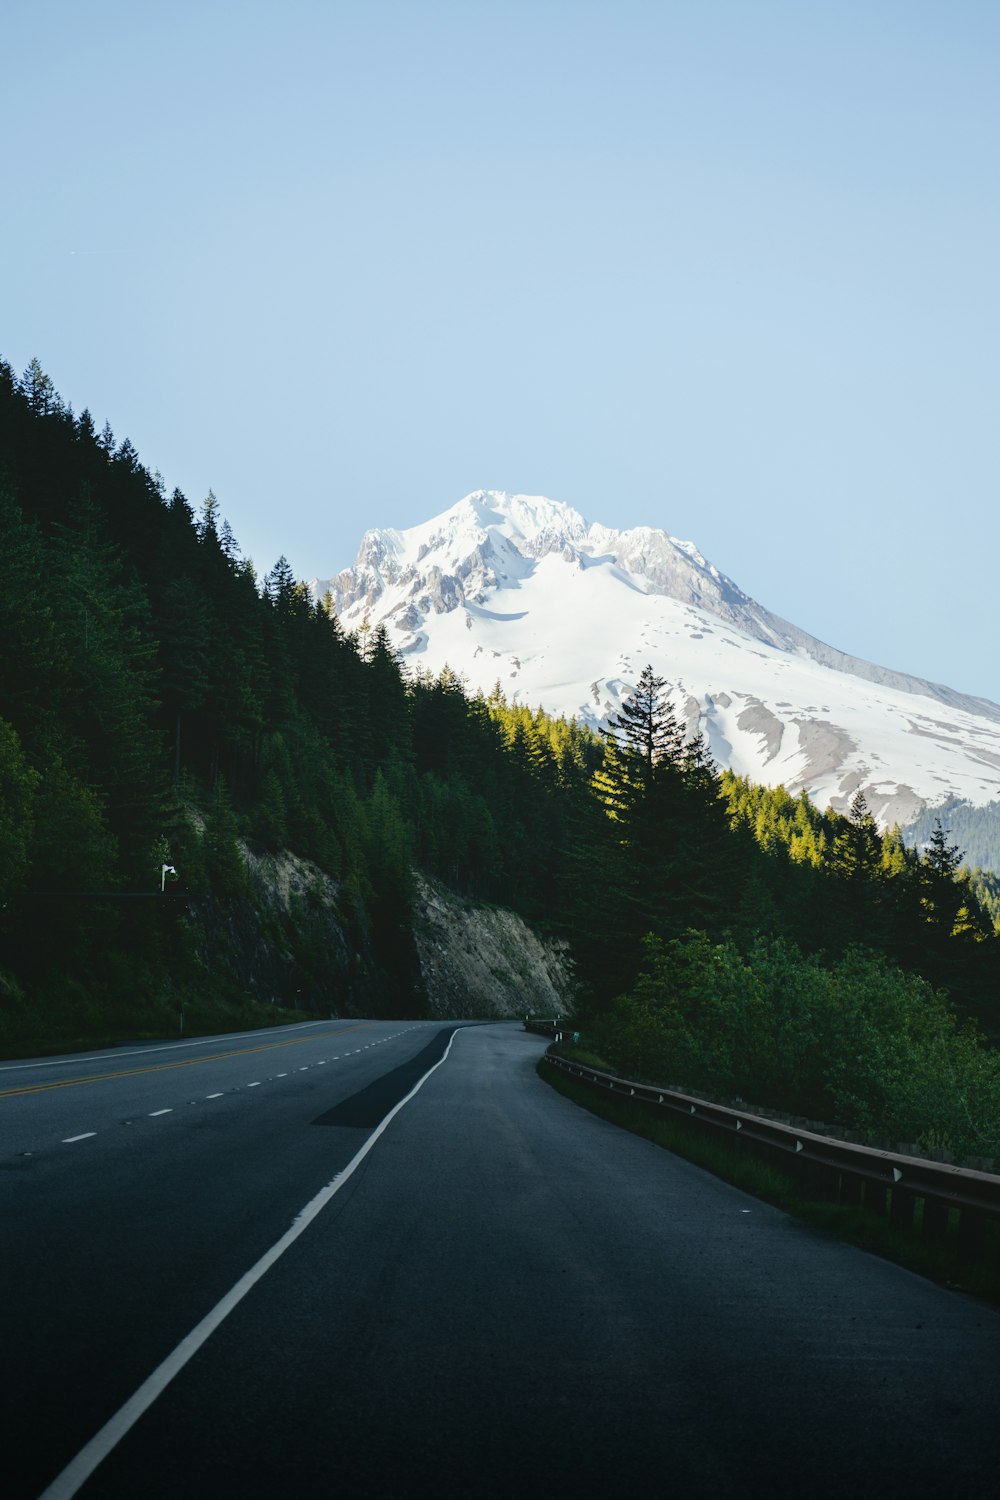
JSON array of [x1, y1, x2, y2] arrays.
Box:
[[4, 1020, 1000, 1498]]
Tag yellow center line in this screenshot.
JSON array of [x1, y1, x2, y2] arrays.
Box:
[[0, 1024, 374, 1099]]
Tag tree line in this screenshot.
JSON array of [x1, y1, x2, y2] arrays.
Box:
[[2, 358, 999, 1101]]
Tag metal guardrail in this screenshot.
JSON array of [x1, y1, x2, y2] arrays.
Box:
[[522, 1018, 566, 1039], [542, 1049, 1000, 1265]]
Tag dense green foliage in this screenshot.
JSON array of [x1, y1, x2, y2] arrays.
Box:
[[717, 776, 997, 1008], [903, 795, 1000, 877], [595, 931, 1000, 1159], [969, 866, 1000, 932], [0, 359, 601, 1043], [2, 357, 1000, 1159]]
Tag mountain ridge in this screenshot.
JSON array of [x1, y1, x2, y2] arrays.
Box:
[[310, 491, 1000, 829]]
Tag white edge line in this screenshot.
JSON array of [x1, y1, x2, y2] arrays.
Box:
[[38, 1027, 460, 1500]]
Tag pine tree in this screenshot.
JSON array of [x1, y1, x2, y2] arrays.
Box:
[[203, 778, 248, 896], [0, 717, 38, 904], [157, 577, 212, 782], [836, 789, 882, 882], [592, 666, 708, 964], [47, 498, 165, 877], [920, 819, 965, 933], [263, 553, 297, 607], [606, 664, 684, 783], [361, 624, 412, 778], [219, 519, 241, 561], [114, 437, 140, 472], [19, 358, 62, 417], [199, 490, 221, 542]]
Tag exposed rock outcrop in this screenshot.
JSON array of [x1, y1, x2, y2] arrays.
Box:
[[413, 875, 576, 1020], [185, 841, 573, 1022]]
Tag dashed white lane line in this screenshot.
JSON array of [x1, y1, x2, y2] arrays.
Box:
[[19, 1031, 421, 1158], [39, 1028, 460, 1500]]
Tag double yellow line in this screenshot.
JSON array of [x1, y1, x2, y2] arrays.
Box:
[[0, 1023, 374, 1099]]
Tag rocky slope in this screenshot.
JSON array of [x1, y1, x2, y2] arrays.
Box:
[[413, 875, 576, 1020], [188, 841, 573, 1021]]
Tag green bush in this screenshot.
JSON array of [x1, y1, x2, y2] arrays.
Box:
[[595, 930, 1000, 1160]]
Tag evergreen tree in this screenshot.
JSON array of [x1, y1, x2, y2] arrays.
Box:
[[920, 819, 965, 934], [0, 486, 70, 757], [606, 664, 684, 781], [590, 666, 722, 981], [157, 576, 212, 782], [20, 357, 62, 416], [47, 498, 165, 875], [199, 489, 221, 542], [263, 553, 296, 606], [0, 718, 37, 905], [361, 624, 412, 779], [203, 778, 248, 897]]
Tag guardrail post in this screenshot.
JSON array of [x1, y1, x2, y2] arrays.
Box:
[[889, 1184, 916, 1229], [958, 1207, 987, 1264], [864, 1180, 888, 1216], [838, 1172, 862, 1206], [815, 1164, 839, 1200], [921, 1196, 949, 1247], [541, 1048, 1000, 1261], [799, 1159, 838, 1204]]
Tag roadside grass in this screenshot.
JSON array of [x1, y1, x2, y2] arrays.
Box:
[[538, 1058, 1000, 1306], [560, 1045, 615, 1071]]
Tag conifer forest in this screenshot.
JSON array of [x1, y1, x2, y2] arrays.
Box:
[[3, 359, 1000, 1157]]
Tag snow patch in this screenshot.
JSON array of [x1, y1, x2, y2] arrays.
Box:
[[310, 491, 1000, 824]]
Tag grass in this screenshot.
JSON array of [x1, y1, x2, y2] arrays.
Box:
[[539, 1057, 1000, 1306]]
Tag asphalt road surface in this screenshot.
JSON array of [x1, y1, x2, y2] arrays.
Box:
[[4, 1020, 1000, 1498]]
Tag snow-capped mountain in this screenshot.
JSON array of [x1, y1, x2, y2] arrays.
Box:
[[310, 490, 1000, 830]]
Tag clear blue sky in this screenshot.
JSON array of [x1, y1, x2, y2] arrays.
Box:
[[4, 1, 998, 699]]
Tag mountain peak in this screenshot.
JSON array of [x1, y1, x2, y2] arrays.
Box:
[[409, 489, 590, 559], [310, 491, 1000, 829]]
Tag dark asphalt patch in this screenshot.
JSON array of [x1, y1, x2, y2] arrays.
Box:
[[312, 1028, 459, 1128]]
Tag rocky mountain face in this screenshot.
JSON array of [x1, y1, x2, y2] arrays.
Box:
[[414, 875, 575, 1020], [311, 491, 1000, 834], [188, 840, 568, 1020]]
